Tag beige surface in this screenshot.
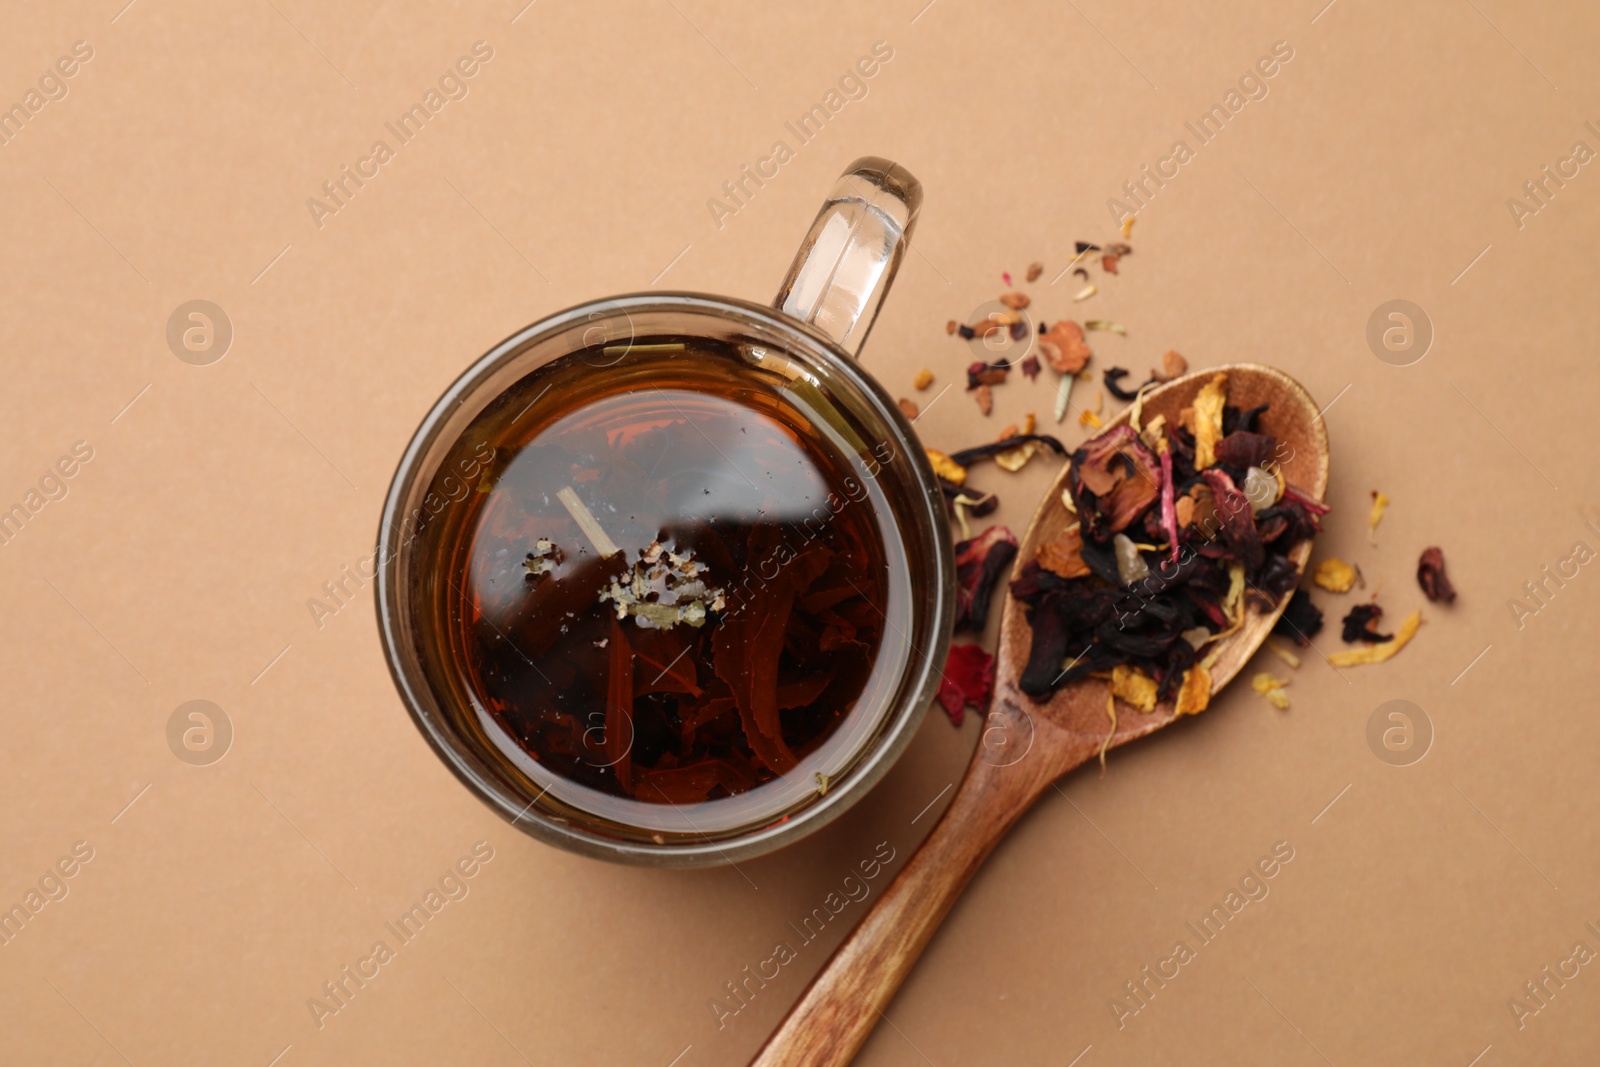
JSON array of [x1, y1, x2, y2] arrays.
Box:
[[3, 1, 1599, 1063]]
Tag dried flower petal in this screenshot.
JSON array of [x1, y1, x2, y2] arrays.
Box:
[[1192, 372, 1228, 469], [1313, 558, 1358, 593], [1102, 254, 1120, 274], [1252, 672, 1291, 710], [926, 449, 968, 486], [1000, 291, 1031, 310], [1122, 215, 1135, 238], [1084, 320, 1127, 335], [1026, 261, 1044, 282], [1074, 283, 1098, 301], [1266, 640, 1301, 668], [1368, 490, 1389, 542], [1417, 546, 1456, 604], [954, 525, 1019, 633], [1328, 610, 1422, 666], [946, 320, 959, 335], [1174, 665, 1212, 716], [975, 383, 993, 415], [937, 643, 995, 727], [968, 360, 1009, 388], [1161, 350, 1188, 380], [1021, 355, 1041, 381], [1079, 409, 1102, 428], [1273, 589, 1324, 646], [1110, 664, 1158, 712], [1341, 603, 1392, 643]]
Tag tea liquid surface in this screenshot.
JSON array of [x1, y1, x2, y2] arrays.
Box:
[[448, 341, 895, 808]]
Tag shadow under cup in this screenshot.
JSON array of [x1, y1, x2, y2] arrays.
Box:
[[376, 295, 954, 867]]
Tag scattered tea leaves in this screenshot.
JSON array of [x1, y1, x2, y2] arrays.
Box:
[[1341, 603, 1392, 643], [1174, 665, 1212, 716], [1252, 672, 1291, 710], [914, 368, 934, 391], [1328, 610, 1421, 666], [1265, 640, 1301, 669], [1273, 589, 1325, 647], [954, 525, 1018, 632], [1074, 283, 1098, 302], [927, 449, 968, 486], [975, 383, 994, 415], [1160, 350, 1188, 380], [1026, 261, 1044, 282], [1085, 320, 1127, 335], [1418, 546, 1456, 604], [1368, 490, 1389, 542], [898, 398, 919, 420], [1191, 372, 1228, 470], [1110, 664, 1158, 712]]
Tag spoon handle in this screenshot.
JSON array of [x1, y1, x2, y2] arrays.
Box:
[[749, 699, 1062, 1067]]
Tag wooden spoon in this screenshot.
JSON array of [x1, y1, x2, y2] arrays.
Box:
[[750, 364, 1329, 1067]]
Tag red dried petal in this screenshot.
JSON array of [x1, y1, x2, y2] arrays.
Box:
[[954, 525, 1019, 633], [937, 643, 995, 726]]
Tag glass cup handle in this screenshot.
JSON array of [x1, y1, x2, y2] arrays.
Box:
[[774, 157, 922, 358]]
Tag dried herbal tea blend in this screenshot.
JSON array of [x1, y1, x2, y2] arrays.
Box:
[[1008, 373, 1327, 704], [442, 340, 899, 807]]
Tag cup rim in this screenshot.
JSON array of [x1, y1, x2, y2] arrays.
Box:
[[374, 291, 955, 867]]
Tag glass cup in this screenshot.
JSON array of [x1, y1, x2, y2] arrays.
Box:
[[375, 158, 953, 867]]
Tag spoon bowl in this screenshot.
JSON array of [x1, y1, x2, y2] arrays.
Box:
[[750, 363, 1329, 1067]]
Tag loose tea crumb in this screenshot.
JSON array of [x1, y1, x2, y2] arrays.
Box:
[[914, 368, 934, 391], [1074, 283, 1098, 301], [975, 383, 993, 415], [1368, 490, 1388, 542], [1273, 590, 1324, 646], [1026, 261, 1044, 282], [1252, 672, 1291, 710], [1341, 603, 1392, 643], [1417, 546, 1456, 604], [1161, 350, 1188, 380], [898, 398, 920, 420]]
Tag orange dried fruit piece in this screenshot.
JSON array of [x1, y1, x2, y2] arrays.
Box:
[[1041, 321, 1092, 374], [1174, 665, 1212, 717], [1000, 291, 1031, 310], [926, 449, 967, 486], [1037, 528, 1090, 578], [1191, 372, 1228, 469], [898, 398, 919, 420], [914, 368, 934, 391], [1110, 664, 1158, 713], [975, 383, 993, 415], [1161, 350, 1188, 379], [1026, 261, 1044, 282]]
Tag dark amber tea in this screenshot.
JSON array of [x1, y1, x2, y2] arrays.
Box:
[[432, 338, 906, 812]]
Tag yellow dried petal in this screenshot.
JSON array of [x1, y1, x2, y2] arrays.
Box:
[[1266, 640, 1301, 669], [1099, 691, 1117, 771], [1313, 558, 1358, 594], [1265, 688, 1290, 710], [1110, 664, 1159, 713], [1174, 665, 1212, 717], [1122, 215, 1136, 238], [1368, 491, 1389, 542], [1079, 409, 1103, 428], [994, 441, 1040, 472], [1192, 372, 1228, 469], [927, 449, 967, 486], [1252, 672, 1290, 694], [1328, 609, 1422, 667]]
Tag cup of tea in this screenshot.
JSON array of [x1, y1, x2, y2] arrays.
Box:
[[376, 158, 954, 866]]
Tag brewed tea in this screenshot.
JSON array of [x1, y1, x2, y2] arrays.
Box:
[[438, 339, 897, 807]]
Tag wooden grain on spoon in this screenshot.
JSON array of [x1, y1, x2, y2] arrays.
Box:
[[750, 363, 1329, 1067]]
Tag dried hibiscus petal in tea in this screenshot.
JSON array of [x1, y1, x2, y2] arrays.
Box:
[[1417, 546, 1456, 604], [1340, 603, 1392, 644], [954, 525, 1018, 633], [937, 643, 995, 726]]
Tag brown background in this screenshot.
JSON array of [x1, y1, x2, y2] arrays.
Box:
[[3, 0, 1599, 1063]]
